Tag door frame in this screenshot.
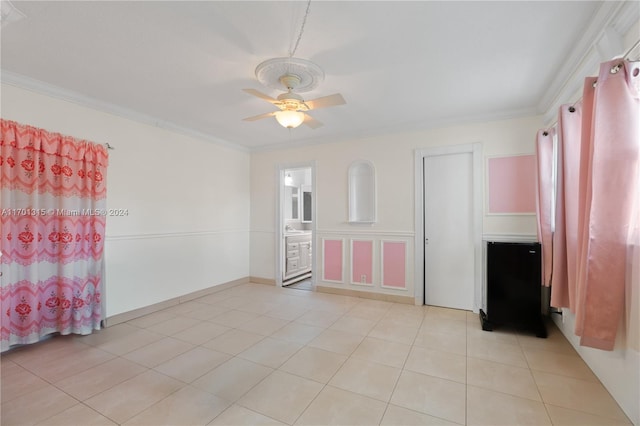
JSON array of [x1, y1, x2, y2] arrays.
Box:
[[275, 161, 317, 287], [413, 143, 483, 311]]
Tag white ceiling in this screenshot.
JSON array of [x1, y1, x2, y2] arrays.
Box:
[[0, 1, 629, 150]]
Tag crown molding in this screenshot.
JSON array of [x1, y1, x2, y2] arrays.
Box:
[[250, 105, 539, 153], [537, 1, 639, 122], [1, 70, 248, 153]]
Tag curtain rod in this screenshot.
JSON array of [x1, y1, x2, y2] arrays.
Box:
[[542, 37, 640, 134]]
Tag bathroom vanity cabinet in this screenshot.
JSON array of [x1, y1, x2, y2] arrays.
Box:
[[285, 233, 312, 282]]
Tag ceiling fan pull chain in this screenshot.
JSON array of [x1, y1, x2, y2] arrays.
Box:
[[289, 0, 312, 58]]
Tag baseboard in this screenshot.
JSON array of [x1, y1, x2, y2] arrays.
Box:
[[316, 285, 414, 305], [104, 276, 250, 326], [250, 276, 276, 286]]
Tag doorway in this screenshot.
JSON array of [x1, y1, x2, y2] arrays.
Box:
[[414, 144, 482, 311], [277, 164, 316, 291]]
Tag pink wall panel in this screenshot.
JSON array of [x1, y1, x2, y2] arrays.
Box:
[[382, 241, 406, 288], [323, 239, 343, 282], [352, 240, 373, 284], [488, 155, 536, 214]]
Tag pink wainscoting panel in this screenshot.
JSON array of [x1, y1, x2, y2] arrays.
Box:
[[352, 240, 373, 284], [323, 239, 343, 282], [488, 155, 536, 214], [382, 241, 406, 289]]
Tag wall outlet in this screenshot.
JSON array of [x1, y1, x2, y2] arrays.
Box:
[[360, 274, 366, 283]]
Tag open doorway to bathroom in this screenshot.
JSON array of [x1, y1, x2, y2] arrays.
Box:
[[279, 165, 314, 291]]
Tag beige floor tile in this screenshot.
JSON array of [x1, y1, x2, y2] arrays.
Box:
[[239, 370, 323, 425], [93, 328, 164, 356], [238, 337, 303, 368], [329, 315, 377, 335], [295, 309, 342, 328], [127, 310, 177, 328], [413, 329, 467, 356], [202, 329, 265, 355], [466, 325, 520, 345], [78, 323, 141, 347], [196, 292, 233, 305], [383, 306, 425, 327], [236, 300, 283, 315], [390, 370, 466, 424], [23, 346, 115, 383], [210, 404, 286, 425], [84, 370, 184, 424], [163, 300, 209, 315], [192, 357, 273, 401], [405, 346, 466, 383], [265, 304, 309, 321], [181, 304, 231, 321], [351, 336, 411, 368], [329, 357, 401, 402], [421, 317, 467, 336], [369, 322, 419, 345], [122, 337, 194, 367], [467, 357, 541, 401], [1, 383, 78, 426], [467, 335, 528, 367], [154, 346, 231, 383], [172, 321, 230, 345], [466, 385, 551, 425], [279, 346, 347, 383], [425, 306, 469, 322], [35, 403, 116, 426], [271, 322, 324, 344], [124, 385, 231, 425], [210, 309, 260, 327], [308, 329, 365, 355], [523, 347, 598, 381], [295, 385, 387, 425], [1, 367, 49, 403], [517, 323, 578, 355], [545, 403, 632, 425], [217, 296, 251, 309], [237, 315, 290, 336], [145, 316, 201, 336], [1, 358, 23, 378], [533, 371, 630, 421], [54, 357, 147, 400], [347, 302, 392, 322], [380, 404, 461, 425]]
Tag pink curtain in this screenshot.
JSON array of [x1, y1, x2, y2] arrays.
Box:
[[542, 60, 640, 350], [551, 103, 583, 309], [574, 60, 639, 350], [535, 128, 555, 287], [574, 76, 597, 336], [0, 119, 108, 351]]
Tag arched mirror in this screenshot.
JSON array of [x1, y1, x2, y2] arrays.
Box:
[[348, 160, 376, 223]]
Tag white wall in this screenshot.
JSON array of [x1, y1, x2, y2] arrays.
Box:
[[1, 84, 250, 317], [250, 115, 542, 299]]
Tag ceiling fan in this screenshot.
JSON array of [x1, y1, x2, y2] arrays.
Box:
[[242, 58, 346, 129]]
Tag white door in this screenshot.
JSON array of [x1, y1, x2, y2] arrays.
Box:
[[424, 153, 475, 310]]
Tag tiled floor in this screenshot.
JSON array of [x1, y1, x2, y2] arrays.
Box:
[[0, 283, 631, 425], [284, 278, 313, 291]]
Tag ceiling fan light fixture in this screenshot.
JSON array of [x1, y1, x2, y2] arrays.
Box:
[[275, 110, 305, 129]]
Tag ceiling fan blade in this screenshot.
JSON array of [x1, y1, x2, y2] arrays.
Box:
[[242, 111, 276, 122], [242, 88, 279, 104], [305, 93, 346, 110], [303, 114, 323, 129]]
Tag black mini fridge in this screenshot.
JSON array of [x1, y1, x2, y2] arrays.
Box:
[[480, 241, 547, 338]]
